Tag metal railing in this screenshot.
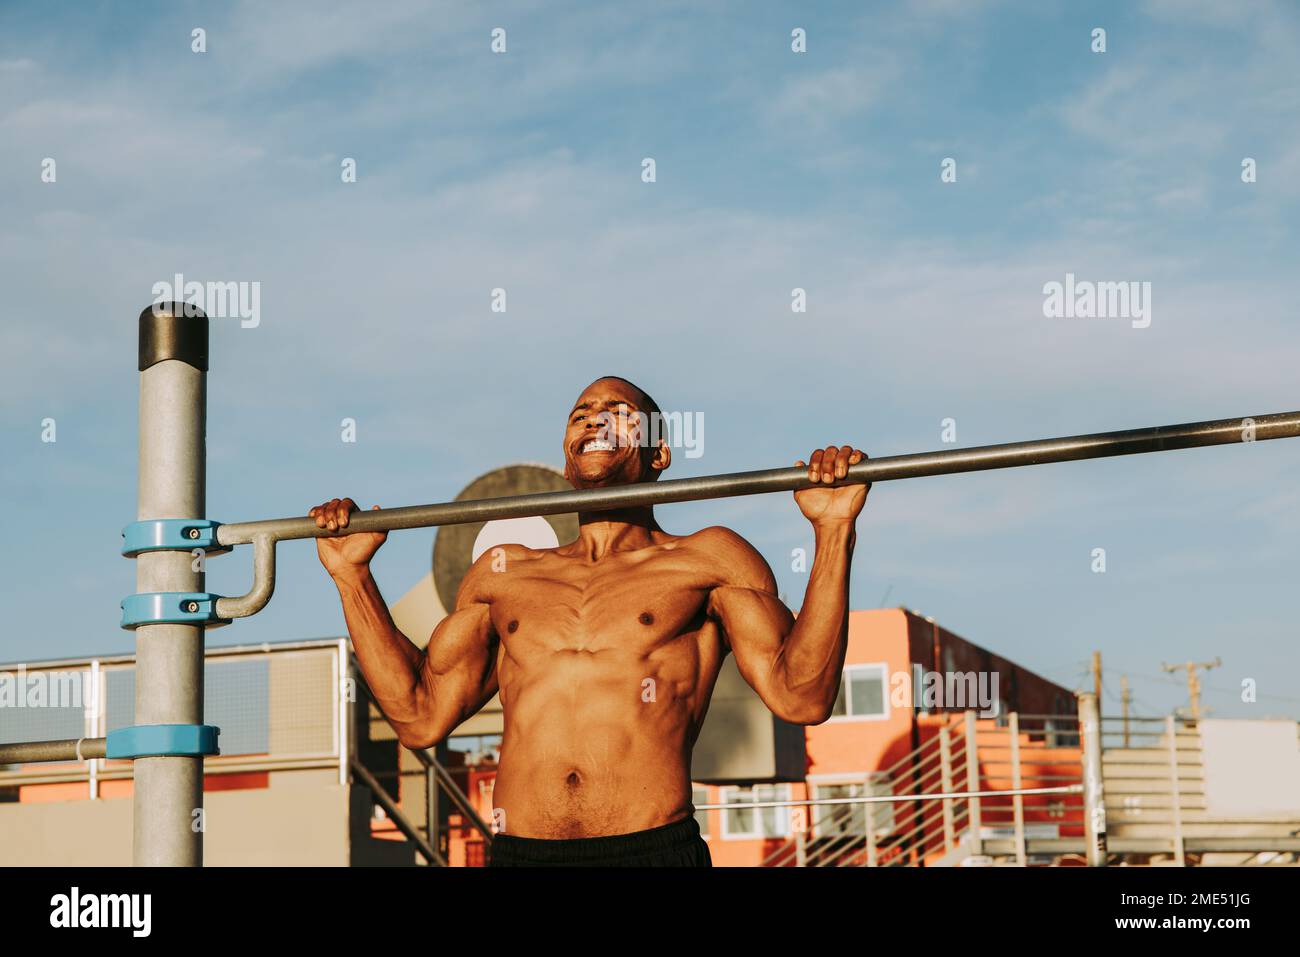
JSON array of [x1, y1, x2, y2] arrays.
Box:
[[0, 640, 494, 866], [746, 707, 1300, 868], [351, 757, 444, 865], [347, 661, 494, 866], [1099, 714, 1202, 864], [758, 707, 1089, 867], [0, 640, 348, 791]]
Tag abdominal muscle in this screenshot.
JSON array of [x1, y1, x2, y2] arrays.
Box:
[[488, 651, 699, 839]]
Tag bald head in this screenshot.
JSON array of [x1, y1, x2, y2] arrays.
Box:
[[586, 376, 661, 422], [563, 376, 670, 488]]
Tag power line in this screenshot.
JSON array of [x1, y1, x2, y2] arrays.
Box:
[[1102, 665, 1300, 705]]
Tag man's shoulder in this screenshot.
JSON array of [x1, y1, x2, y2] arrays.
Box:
[[680, 525, 761, 558], [681, 526, 776, 592]]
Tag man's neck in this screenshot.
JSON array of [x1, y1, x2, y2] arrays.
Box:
[[572, 507, 660, 560]]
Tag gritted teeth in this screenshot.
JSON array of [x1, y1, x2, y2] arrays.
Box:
[[581, 439, 616, 453]]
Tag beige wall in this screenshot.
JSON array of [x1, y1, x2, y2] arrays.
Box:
[[1201, 719, 1300, 818], [0, 770, 408, 866], [0, 792, 132, 866]]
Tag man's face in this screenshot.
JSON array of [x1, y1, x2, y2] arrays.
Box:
[[563, 378, 662, 489]]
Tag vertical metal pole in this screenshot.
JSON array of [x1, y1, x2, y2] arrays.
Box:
[[794, 826, 807, 867], [425, 764, 438, 861], [133, 303, 208, 866], [964, 711, 982, 856], [1009, 712, 1026, 866], [864, 805, 877, 867], [336, 640, 350, 786], [939, 725, 956, 852], [1091, 651, 1103, 720], [1079, 692, 1108, 867], [1166, 714, 1186, 866], [87, 660, 100, 801], [1121, 675, 1131, 748]]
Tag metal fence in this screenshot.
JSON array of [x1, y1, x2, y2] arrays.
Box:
[[0, 640, 348, 793], [756, 709, 1088, 867]]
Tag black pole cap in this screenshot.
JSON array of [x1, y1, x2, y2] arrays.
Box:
[[139, 302, 209, 372]]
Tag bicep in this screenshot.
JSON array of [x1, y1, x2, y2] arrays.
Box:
[[413, 559, 504, 734], [421, 602, 499, 713], [444, 549, 510, 675]]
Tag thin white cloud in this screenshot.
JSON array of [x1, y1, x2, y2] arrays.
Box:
[[763, 64, 896, 128]]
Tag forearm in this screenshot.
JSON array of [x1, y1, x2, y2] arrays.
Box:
[[781, 522, 856, 703], [332, 566, 426, 722]]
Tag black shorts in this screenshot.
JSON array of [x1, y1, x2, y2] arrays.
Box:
[[488, 816, 712, 867]]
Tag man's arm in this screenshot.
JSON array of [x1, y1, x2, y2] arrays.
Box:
[[705, 444, 867, 725], [313, 498, 499, 750]]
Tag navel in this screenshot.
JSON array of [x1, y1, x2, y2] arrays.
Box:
[[507, 620, 519, 634], [638, 612, 654, 626]]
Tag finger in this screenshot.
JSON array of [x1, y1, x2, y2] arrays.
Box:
[[834, 445, 853, 479], [821, 445, 840, 483], [807, 449, 824, 482], [847, 447, 865, 465], [794, 460, 806, 469], [340, 497, 360, 528]]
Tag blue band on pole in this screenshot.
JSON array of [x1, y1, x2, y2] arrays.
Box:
[[122, 519, 226, 557], [120, 592, 229, 629], [106, 724, 221, 759]]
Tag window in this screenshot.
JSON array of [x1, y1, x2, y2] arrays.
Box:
[[812, 777, 894, 838], [829, 663, 889, 720], [720, 784, 791, 839], [692, 786, 710, 838]]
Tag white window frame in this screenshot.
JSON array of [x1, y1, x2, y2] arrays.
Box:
[[719, 783, 792, 840], [827, 661, 891, 722]]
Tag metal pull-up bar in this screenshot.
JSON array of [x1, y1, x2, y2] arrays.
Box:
[[217, 408, 1300, 547], [200, 408, 1300, 624]]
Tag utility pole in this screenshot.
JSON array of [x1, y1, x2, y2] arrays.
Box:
[[1161, 658, 1221, 720], [1120, 675, 1132, 748], [1091, 651, 1103, 721]]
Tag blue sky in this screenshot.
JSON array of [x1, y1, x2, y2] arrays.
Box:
[[2, 0, 1298, 719]]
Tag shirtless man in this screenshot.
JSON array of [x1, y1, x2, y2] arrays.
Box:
[[311, 376, 868, 866]]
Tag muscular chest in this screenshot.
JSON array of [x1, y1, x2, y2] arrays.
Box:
[[488, 548, 714, 657]]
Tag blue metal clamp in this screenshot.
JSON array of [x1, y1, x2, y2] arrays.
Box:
[[120, 592, 229, 629], [122, 519, 227, 557], [106, 724, 221, 759]]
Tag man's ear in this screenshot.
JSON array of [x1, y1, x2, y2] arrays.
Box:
[[651, 439, 671, 475]]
